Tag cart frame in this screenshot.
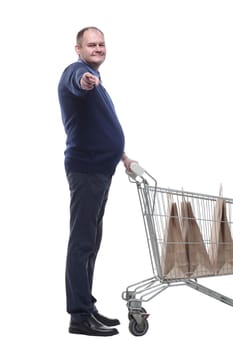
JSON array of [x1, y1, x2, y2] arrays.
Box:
[[122, 164, 233, 336]]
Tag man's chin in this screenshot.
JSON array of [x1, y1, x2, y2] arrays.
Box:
[[88, 58, 105, 69]]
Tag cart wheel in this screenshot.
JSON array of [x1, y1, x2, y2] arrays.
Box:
[[129, 318, 149, 336]]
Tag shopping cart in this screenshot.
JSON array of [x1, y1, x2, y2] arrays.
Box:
[[122, 163, 233, 336]]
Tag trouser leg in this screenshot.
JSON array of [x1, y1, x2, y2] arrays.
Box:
[[65, 173, 112, 322], [89, 185, 111, 309]]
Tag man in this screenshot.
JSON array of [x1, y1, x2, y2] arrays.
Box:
[[58, 26, 133, 336]]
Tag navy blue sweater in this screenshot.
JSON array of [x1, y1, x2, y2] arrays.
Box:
[[58, 60, 125, 175]]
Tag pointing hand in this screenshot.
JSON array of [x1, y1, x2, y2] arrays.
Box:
[[80, 72, 100, 90]]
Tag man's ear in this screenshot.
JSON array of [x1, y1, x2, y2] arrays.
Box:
[[75, 45, 80, 55]]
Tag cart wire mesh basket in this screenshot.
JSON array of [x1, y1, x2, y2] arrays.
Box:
[[122, 163, 233, 336]]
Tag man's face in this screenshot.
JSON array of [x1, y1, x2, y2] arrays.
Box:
[[75, 29, 106, 70]]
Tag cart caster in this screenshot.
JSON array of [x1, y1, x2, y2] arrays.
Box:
[[129, 318, 149, 336], [128, 308, 149, 336]]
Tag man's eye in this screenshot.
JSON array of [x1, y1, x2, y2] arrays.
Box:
[[88, 43, 105, 48]]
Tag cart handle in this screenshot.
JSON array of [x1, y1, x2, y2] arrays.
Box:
[[126, 162, 157, 186], [127, 162, 145, 179]]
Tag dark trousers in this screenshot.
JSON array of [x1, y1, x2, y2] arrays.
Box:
[[66, 172, 112, 322]]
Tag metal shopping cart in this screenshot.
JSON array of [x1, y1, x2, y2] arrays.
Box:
[[122, 163, 233, 336]]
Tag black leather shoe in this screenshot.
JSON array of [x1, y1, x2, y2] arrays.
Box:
[[93, 312, 120, 327], [69, 314, 119, 336]]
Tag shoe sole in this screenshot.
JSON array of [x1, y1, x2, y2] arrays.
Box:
[[103, 321, 120, 327], [69, 327, 119, 336]]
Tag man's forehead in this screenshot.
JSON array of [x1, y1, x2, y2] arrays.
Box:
[[83, 29, 105, 42]]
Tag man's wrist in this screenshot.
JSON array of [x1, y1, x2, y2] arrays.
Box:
[[122, 152, 127, 161]]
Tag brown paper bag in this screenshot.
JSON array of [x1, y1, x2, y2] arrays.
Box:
[[209, 198, 233, 274], [161, 201, 189, 279], [181, 201, 212, 277]]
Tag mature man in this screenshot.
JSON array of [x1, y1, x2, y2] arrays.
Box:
[[58, 26, 133, 336]]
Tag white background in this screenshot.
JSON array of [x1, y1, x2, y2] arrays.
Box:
[[0, 0, 233, 348]]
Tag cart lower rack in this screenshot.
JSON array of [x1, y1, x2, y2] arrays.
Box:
[[122, 163, 233, 336]]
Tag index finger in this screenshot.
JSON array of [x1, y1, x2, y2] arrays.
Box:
[[84, 72, 95, 81]]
